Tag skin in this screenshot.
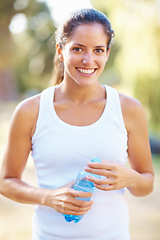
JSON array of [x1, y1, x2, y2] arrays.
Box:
[[0, 23, 154, 218]]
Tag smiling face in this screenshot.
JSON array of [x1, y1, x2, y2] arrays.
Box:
[[57, 23, 110, 88]]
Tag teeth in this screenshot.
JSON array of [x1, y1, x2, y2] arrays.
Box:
[[77, 68, 95, 74]]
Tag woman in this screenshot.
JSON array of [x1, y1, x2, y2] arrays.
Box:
[[0, 8, 154, 240]]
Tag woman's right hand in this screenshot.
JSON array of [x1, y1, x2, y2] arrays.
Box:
[[43, 187, 93, 216]]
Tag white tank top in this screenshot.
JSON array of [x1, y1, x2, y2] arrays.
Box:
[[31, 85, 130, 240]]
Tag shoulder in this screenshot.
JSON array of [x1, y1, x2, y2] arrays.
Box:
[[16, 94, 41, 114], [119, 92, 143, 113], [11, 94, 41, 137], [118, 92, 146, 133]]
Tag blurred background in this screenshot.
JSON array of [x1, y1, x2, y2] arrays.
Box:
[[0, 0, 160, 239]]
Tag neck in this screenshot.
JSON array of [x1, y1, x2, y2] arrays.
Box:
[[57, 80, 104, 104]]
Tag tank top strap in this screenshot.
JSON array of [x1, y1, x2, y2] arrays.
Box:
[[32, 86, 55, 143], [104, 85, 127, 135]]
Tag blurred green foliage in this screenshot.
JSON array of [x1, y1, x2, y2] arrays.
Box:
[[91, 0, 160, 133], [0, 0, 55, 94]]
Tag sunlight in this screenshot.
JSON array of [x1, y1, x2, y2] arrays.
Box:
[[9, 13, 27, 34], [46, 0, 93, 26]]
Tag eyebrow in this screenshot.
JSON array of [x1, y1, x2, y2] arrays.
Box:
[[73, 43, 106, 48]]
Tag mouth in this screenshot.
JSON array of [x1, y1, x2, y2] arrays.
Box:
[[76, 67, 97, 75]]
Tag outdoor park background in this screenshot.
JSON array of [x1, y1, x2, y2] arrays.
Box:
[[0, 0, 160, 239]]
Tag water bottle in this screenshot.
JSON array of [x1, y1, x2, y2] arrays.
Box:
[[63, 157, 102, 223]]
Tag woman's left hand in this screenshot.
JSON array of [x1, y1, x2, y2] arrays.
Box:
[[84, 160, 134, 191]]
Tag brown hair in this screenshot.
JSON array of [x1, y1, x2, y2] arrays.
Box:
[[51, 8, 115, 85]]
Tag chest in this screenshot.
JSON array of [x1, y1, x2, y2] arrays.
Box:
[[53, 100, 106, 126]]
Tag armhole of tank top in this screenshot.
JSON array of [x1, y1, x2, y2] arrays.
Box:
[[113, 88, 128, 135], [31, 88, 47, 143]]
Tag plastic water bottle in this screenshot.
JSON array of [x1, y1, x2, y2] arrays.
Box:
[[63, 157, 102, 223]]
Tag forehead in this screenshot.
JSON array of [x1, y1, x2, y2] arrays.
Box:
[[68, 23, 108, 46]]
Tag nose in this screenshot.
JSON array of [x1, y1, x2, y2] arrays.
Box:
[[83, 51, 94, 65]]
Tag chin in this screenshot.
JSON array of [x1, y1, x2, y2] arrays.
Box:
[[74, 76, 98, 88], [76, 80, 97, 88]]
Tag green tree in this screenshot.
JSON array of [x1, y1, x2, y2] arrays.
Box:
[[0, 0, 55, 99]]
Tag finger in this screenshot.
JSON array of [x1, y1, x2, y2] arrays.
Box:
[[70, 189, 93, 199], [84, 167, 113, 178], [56, 201, 90, 215], [61, 207, 91, 215], [94, 183, 115, 191], [64, 210, 89, 215], [69, 197, 94, 209], [86, 161, 115, 170], [86, 176, 116, 187], [65, 191, 94, 208], [86, 176, 108, 185], [59, 199, 93, 215], [63, 202, 92, 213]]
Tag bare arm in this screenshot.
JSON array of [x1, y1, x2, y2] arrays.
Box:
[[0, 96, 93, 215], [84, 94, 154, 197], [0, 95, 43, 204], [123, 95, 154, 196]]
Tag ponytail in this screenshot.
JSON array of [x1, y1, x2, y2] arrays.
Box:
[[51, 51, 64, 86]]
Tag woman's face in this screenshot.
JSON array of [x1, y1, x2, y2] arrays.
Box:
[[58, 23, 110, 88]]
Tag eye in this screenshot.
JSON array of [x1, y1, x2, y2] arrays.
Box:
[[95, 49, 105, 53], [73, 47, 83, 52]]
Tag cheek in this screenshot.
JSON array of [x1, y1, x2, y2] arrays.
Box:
[[66, 55, 81, 68], [99, 57, 107, 68], [63, 57, 76, 74]]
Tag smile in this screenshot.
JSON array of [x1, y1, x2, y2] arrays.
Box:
[[76, 67, 96, 75]]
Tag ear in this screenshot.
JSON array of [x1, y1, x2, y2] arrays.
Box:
[[56, 43, 64, 61]]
